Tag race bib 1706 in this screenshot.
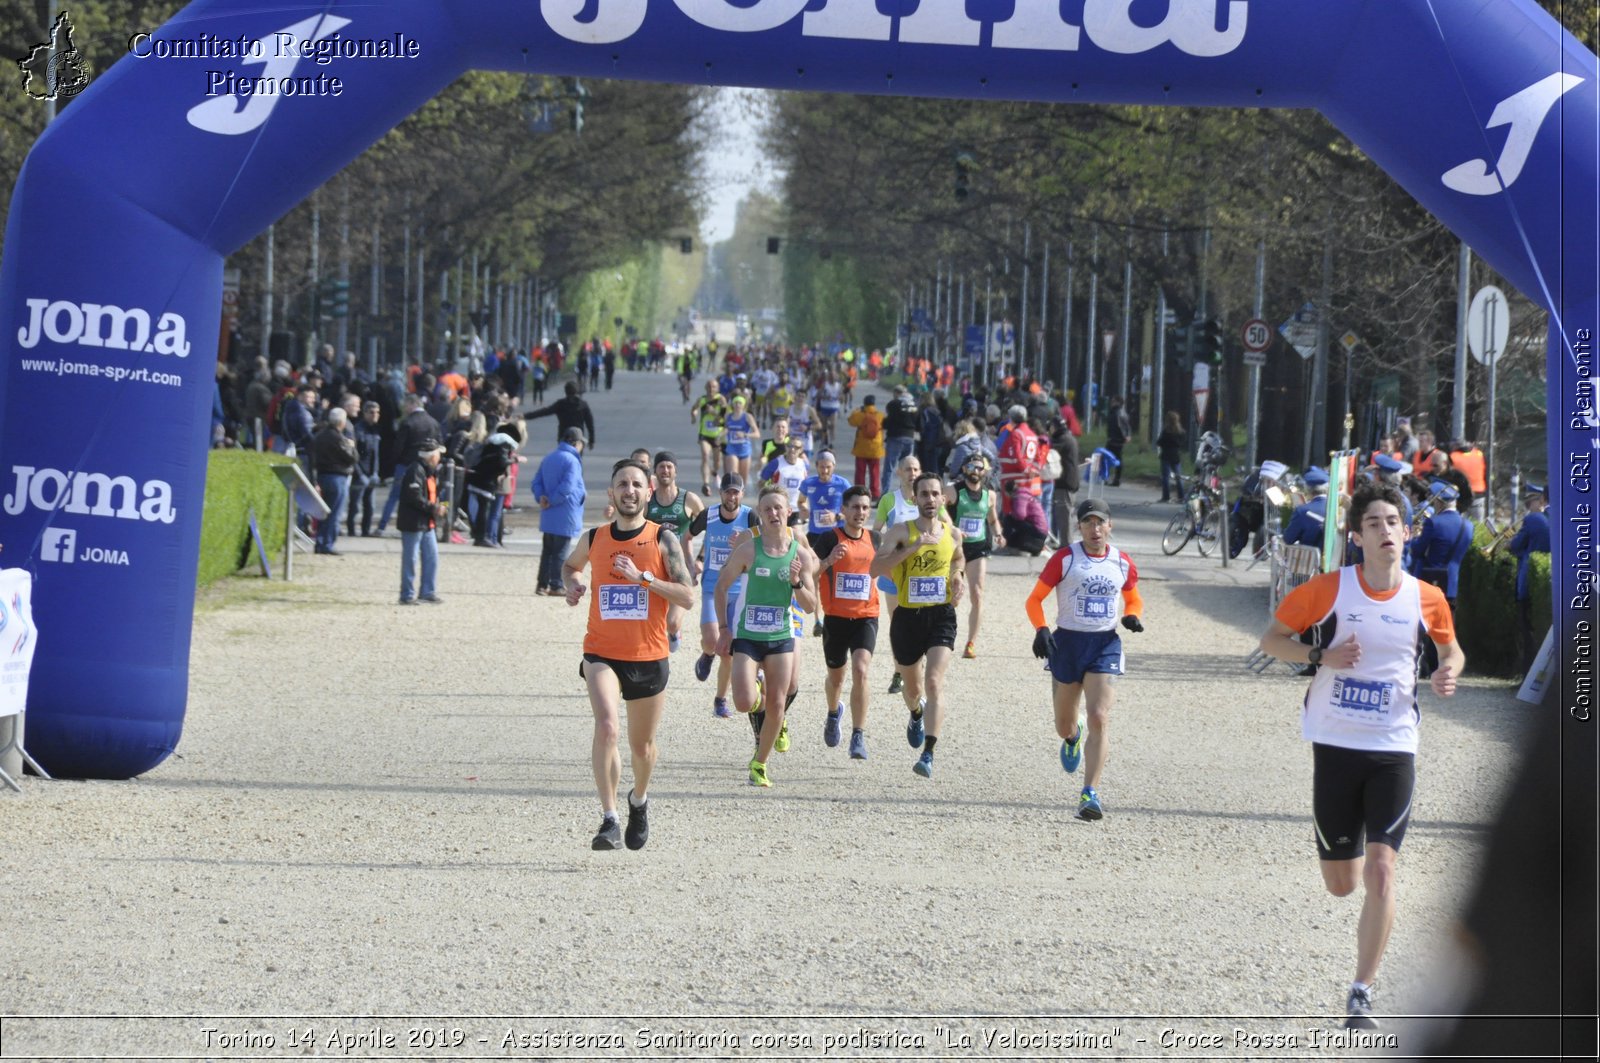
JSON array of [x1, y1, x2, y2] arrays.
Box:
[[907, 576, 947, 604], [1331, 677, 1393, 715], [834, 572, 871, 600], [599, 584, 649, 621]]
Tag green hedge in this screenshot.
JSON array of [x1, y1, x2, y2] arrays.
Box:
[[1455, 522, 1552, 676], [198, 450, 292, 587]]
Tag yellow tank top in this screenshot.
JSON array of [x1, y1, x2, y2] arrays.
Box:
[[893, 519, 958, 607]]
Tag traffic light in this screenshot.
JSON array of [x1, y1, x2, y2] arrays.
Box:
[[766, 236, 781, 255], [569, 78, 589, 135], [1202, 318, 1224, 362], [317, 277, 350, 319], [679, 237, 693, 254], [954, 151, 975, 200], [1171, 323, 1196, 368]]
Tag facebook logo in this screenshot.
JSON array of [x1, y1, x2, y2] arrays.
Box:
[[41, 527, 75, 562]]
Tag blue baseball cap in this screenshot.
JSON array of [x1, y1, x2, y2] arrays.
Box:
[[1302, 466, 1329, 486]]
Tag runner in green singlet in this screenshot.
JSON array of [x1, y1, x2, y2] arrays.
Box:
[[947, 453, 1005, 659], [712, 484, 819, 788]]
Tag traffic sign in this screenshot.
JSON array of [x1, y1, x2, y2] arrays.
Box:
[[1338, 330, 1361, 353], [1279, 302, 1318, 360], [1241, 318, 1271, 352], [1466, 285, 1509, 366]]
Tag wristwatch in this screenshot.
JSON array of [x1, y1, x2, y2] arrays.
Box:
[[640, 571, 655, 586], [1307, 646, 1323, 666]]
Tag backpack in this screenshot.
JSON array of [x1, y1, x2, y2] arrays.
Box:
[[859, 415, 881, 440], [1044, 446, 1063, 481]]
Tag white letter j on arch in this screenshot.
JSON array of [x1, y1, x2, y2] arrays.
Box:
[[1441, 72, 1583, 196], [186, 14, 352, 136]]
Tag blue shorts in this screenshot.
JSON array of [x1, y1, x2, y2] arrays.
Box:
[[1048, 628, 1124, 685], [701, 589, 739, 631], [724, 441, 751, 459]]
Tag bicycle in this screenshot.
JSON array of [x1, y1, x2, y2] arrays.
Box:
[[1162, 461, 1227, 556]]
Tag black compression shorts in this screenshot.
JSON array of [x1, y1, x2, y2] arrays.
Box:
[[580, 654, 669, 701], [888, 603, 958, 667], [1311, 743, 1416, 860], [822, 615, 878, 669]]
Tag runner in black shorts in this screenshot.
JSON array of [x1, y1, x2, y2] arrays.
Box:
[[562, 460, 697, 852], [1260, 483, 1463, 1030], [872, 472, 965, 779], [817, 486, 880, 760]]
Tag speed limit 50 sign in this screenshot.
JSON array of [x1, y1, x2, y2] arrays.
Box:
[[1240, 318, 1271, 365], [1241, 318, 1272, 352]]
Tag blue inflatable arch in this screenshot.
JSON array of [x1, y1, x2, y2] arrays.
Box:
[[1, 0, 1594, 777]]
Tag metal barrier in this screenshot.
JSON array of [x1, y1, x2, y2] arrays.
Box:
[[1246, 541, 1324, 675], [1270, 541, 1324, 613]]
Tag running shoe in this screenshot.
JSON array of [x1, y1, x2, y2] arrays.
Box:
[[1059, 732, 1084, 774], [713, 697, 732, 719], [747, 758, 771, 788], [624, 794, 649, 851], [848, 729, 868, 760], [1345, 986, 1379, 1030], [694, 653, 714, 682], [669, 633, 681, 654], [912, 751, 933, 778], [1077, 787, 1103, 821], [906, 700, 925, 748], [591, 816, 623, 850], [963, 641, 977, 659], [774, 719, 791, 753], [824, 702, 844, 748], [888, 672, 904, 695]]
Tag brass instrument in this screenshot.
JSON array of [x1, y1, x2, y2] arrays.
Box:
[[1483, 516, 1519, 557], [1411, 499, 1435, 537]]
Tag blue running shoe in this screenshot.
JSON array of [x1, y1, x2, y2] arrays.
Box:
[[849, 729, 868, 760], [713, 697, 731, 719], [1078, 787, 1103, 821], [694, 653, 713, 682], [906, 700, 925, 748], [912, 751, 933, 778], [824, 702, 844, 748], [1059, 732, 1084, 774]]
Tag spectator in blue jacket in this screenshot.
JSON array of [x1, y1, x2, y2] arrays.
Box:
[[533, 425, 588, 595], [1509, 483, 1552, 669], [1282, 467, 1329, 547], [1408, 483, 1474, 604]]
